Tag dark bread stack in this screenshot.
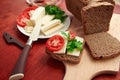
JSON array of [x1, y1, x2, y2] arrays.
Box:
[[65, 0, 119, 60], [85, 32, 120, 59], [65, 0, 89, 22], [65, 0, 115, 34]]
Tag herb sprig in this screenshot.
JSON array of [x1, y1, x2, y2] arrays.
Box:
[[45, 5, 68, 22], [67, 39, 83, 52], [61, 31, 70, 39], [61, 31, 83, 53]]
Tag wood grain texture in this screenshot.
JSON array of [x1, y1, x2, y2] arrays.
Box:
[[64, 14, 120, 80]]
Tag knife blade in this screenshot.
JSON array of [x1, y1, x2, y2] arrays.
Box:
[[9, 6, 45, 80]]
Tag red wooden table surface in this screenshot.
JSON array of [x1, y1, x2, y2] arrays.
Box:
[[0, 0, 120, 80]]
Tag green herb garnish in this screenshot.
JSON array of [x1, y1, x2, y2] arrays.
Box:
[[61, 31, 83, 53], [66, 39, 83, 53], [45, 5, 68, 22], [61, 31, 70, 39]]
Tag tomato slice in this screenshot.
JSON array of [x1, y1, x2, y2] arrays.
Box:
[[17, 6, 38, 27], [69, 31, 76, 40], [17, 13, 30, 27], [46, 35, 64, 51]]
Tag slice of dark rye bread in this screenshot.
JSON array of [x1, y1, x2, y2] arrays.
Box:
[[65, 0, 115, 22], [85, 32, 120, 59], [46, 41, 85, 64], [65, 0, 115, 34], [81, 2, 114, 34]]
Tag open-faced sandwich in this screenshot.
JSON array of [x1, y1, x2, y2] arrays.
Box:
[[46, 31, 85, 64]]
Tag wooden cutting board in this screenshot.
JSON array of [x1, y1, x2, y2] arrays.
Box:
[[63, 13, 120, 80]]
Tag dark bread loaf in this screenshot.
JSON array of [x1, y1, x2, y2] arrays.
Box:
[[65, 0, 89, 21], [65, 0, 115, 34], [85, 32, 120, 59], [81, 2, 114, 34]]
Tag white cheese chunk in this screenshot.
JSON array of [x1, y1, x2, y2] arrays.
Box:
[[24, 26, 34, 33], [41, 19, 61, 32], [30, 7, 45, 24], [42, 23, 64, 36], [41, 15, 55, 26], [67, 36, 84, 56], [26, 20, 34, 26]]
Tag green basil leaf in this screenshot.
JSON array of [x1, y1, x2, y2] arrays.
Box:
[[67, 38, 83, 53], [45, 5, 67, 22]]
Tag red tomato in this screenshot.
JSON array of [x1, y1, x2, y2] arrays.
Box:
[[17, 6, 38, 27], [69, 31, 76, 40], [17, 13, 30, 27], [46, 35, 64, 51]]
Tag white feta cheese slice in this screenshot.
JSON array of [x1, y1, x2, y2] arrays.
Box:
[[42, 23, 64, 36], [30, 7, 45, 24], [24, 26, 34, 33], [41, 15, 55, 26], [41, 19, 61, 32]]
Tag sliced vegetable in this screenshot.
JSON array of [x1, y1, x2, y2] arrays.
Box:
[[69, 31, 76, 40], [46, 35, 64, 51], [17, 6, 38, 27], [17, 13, 30, 27], [61, 31, 76, 40]]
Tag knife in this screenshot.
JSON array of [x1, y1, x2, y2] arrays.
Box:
[[9, 17, 42, 80], [3, 32, 24, 48]]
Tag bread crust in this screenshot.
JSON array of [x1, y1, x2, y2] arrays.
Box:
[[82, 2, 114, 34], [65, 0, 115, 34], [65, 0, 88, 21], [65, 0, 115, 21], [46, 48, 80, 63]]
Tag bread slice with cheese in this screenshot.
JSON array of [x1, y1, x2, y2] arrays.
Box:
[[46, 31, 85, 64]]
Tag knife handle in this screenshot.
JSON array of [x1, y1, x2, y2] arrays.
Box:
[[3, 32, 24, 48], [9, 45, 31, 80]]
